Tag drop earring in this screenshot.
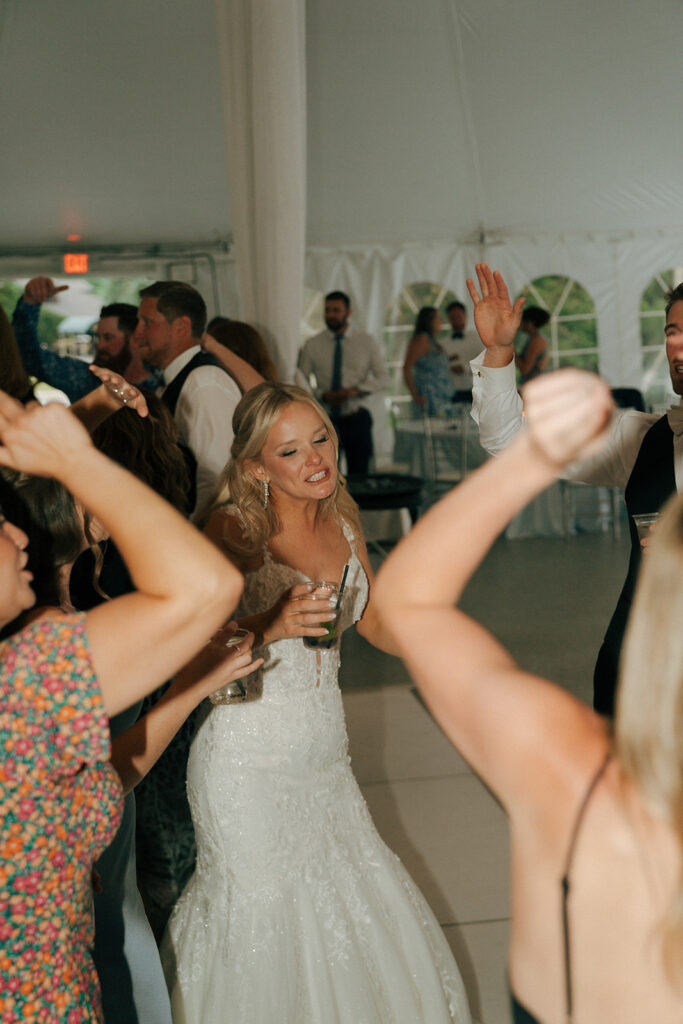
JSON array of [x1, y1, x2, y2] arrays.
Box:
[[262, 480, 270, 509]]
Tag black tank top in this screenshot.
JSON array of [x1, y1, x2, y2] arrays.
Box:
[[510, 754, 610, 1024]]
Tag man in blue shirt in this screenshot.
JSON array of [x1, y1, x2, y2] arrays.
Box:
[[12, 276, 157, 402]]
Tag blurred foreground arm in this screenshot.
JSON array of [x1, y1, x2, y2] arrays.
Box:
[[111, 625, 262, 793], [0, 393, 243, 716], [202, 332, 265, 392], [374, 370, 613, 802]]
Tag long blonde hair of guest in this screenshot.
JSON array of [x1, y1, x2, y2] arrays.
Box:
[[616, 491, 683, 985], [195, 382, 361, 557]]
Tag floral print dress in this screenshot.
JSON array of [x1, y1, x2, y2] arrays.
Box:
[[0, 613, 122, 1022]]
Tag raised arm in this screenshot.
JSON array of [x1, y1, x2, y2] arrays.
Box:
[[201, 332, 265, 392], [68, 366, 149, 431], [466, 263, 526, 453], [0, 393, 243, 717], [374, 370, 613, 807], [111, 624, 262, 793], [466, 262, 526, 368], [13, 278, 99, 402]]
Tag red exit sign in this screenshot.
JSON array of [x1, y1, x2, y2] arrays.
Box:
[[63, 253, 88, 274]]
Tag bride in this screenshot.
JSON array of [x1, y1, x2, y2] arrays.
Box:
[[161, 383, 470, 1023]]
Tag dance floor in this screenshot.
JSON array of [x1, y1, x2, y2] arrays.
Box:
[[340, 529, 630, 1024]]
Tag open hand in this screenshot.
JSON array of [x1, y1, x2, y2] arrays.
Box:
[[88, 366, 149, 418], [522, 369, 613, 468], [0, 391, 93, 477], [466, 263, 526, 352]]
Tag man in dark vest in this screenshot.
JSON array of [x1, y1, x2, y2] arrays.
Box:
[[466, 262, 683, 716], [136, 281, 241, 518]]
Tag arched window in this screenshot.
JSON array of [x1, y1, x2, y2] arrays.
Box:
[[517, 275, 598, 374], [384, 281, 458, 406], [639, 268, 683, 411]]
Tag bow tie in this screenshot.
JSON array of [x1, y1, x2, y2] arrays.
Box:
[[667, 404, 683, 435], [451, 331, 464, 339]]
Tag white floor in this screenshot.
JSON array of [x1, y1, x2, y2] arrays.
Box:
[[339, 528, 631, 1024]]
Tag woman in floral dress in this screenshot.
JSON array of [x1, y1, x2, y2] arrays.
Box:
[[0, 385, 253, 1022]]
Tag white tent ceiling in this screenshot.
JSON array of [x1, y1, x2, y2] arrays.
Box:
[[3, 0, 683, 250], [3, 0, 683, 400]]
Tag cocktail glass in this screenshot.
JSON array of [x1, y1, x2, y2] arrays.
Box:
[[209, 627, 251, 705], [303, 581, 341, 650], [632, 512, 660, 542]]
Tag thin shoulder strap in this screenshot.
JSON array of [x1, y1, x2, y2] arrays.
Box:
[[560, 752, 611, 1022], [341, 516, 357, 554]]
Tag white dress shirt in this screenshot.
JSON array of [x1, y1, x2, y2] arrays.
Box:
[[440, 329, 483, 390], [298, 325, 389, 416], [469, 350, 683, 492], [161, 345, 241, 516]]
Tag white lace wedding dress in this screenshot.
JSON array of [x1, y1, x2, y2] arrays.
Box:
[[162, 520, 470, 1024]]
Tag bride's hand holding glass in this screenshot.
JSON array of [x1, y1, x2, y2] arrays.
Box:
[[261, 582, 336, 644]]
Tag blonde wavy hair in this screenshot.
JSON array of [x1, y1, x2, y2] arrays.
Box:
[[196, 382, 361, 556], [616, 491, 683, 984]]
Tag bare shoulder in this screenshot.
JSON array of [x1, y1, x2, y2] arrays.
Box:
[[404, 333, 430, 363], [204, 505, 262, 573], [507, 685, 611, 847]]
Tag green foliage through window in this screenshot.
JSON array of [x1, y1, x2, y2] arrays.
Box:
[[515, 274, 598, 376], [384, 281, 459, 402]]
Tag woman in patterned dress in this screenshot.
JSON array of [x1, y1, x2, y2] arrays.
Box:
[[0, 386, 255, 1022], [403, 306, 456, 418]]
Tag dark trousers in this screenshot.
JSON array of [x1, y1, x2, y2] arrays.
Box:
[[332, 407, 373, 476]]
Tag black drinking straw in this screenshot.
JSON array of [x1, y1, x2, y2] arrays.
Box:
[[336, 563, 349, 609]]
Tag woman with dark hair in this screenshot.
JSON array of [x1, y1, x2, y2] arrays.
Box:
[[375, 363, 683, 1023], [74, 390, 193, 1021], [205, 316, 279, 382], [0, 305, 41, 403], [516, 306, 551, 384], [403, 305, 455, 416], [163, 382, 470, 1024], [0, 391, 258, 1022], [89, 390, 202, 946], [91, 388, 191, 514]]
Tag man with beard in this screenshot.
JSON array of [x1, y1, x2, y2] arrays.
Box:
[[12, 276, 155, 403], [467, 261, 683, 717], [298, 290, 389, 475]]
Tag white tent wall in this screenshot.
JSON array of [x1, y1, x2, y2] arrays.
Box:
[[305, 231, 683, 461]]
